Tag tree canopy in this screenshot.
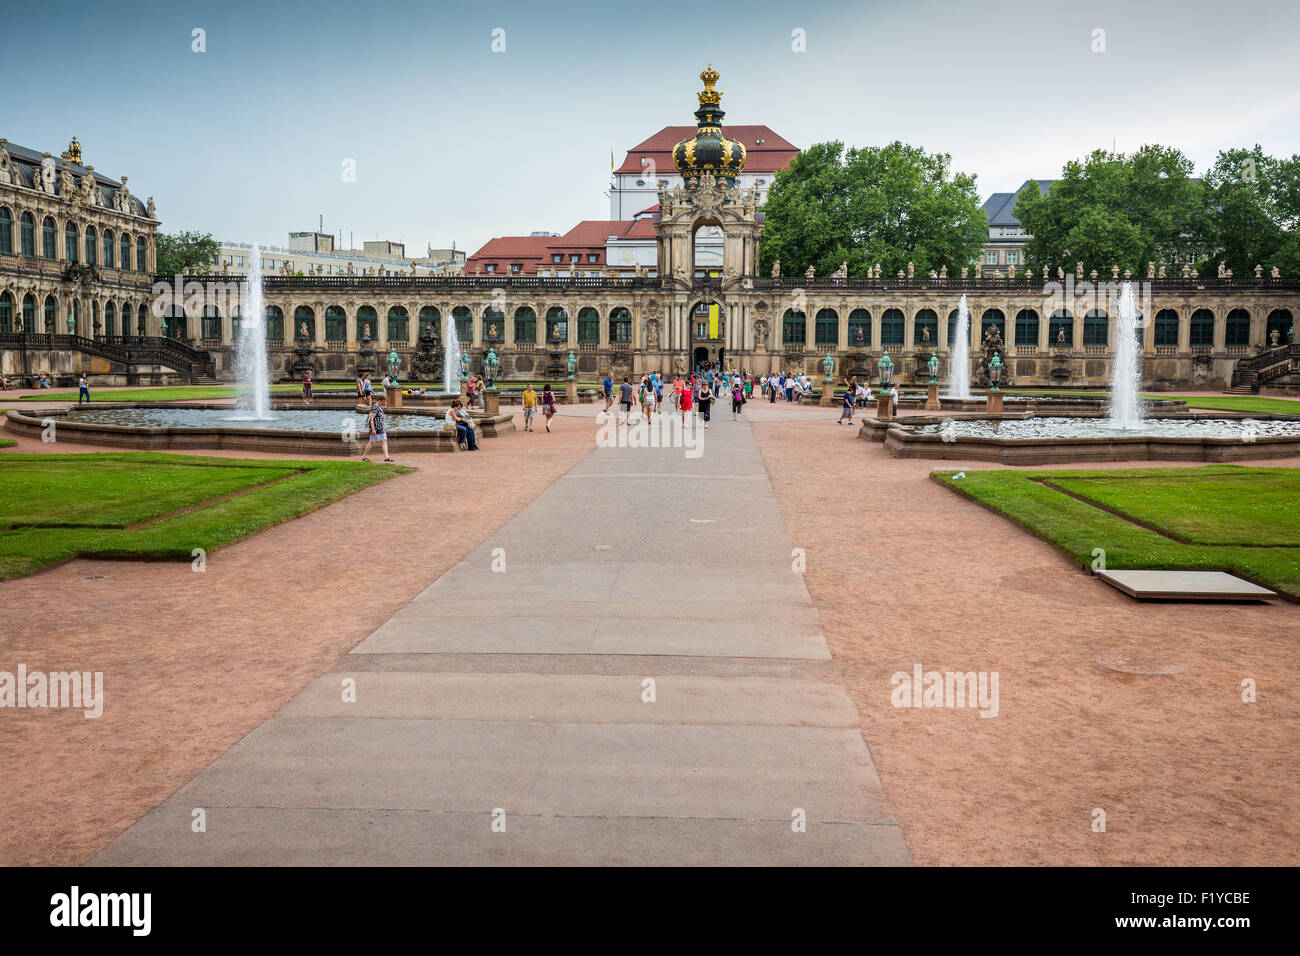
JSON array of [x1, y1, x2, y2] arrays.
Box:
[[156, 230, 220, 276], [1014, 144, 1300, 276], [758, 140, 987, 279]]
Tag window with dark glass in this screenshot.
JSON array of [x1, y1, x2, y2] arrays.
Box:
[[21, 212, 34, 257], [848, 309, 871, 346], [609, 308, 631, 343], [1154, 309, 1179, 347], [880, 309, 904, 346], [514, 307, 536, 343], [1225, 309, 1251, 346], [1083, 310, 1108, 346], [782, 309, 806, 344], [1014, 309, 1039, 347]]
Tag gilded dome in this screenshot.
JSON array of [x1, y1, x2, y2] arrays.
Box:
[[672, 65, 746, 185]]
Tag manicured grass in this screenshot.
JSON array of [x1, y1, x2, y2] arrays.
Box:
[[1168, 395, 1300, 415], [935, 464, 1300, 598], [0, 439, 14, 448], [0, 452, 409, 579], [19, 385, 308, 403]]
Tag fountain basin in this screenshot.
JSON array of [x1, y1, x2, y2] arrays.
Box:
[[859, 412, 1300, 464], [4, 403, 487, 455]]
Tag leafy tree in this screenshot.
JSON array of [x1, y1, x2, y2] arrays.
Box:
[[155, 230, 220, 275], [1203, 146, 1300, 276], [1014, 145, 1210, 275], [758, 141, 987, 279]]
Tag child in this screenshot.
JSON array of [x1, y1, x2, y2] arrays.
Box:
[[837, 386, 854, 424]]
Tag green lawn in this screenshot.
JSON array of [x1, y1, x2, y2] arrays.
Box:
[[19, 382, 602, 404], [0, 452, 408, 579], [935, 464, 1300, 598], [1168, 395, 1300, 415]]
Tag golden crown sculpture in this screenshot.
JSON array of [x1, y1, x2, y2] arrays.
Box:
[[68, 137, 82, 164], [698, 64, 722, 106]]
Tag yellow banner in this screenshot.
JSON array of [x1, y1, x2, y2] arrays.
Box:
[[708, 303, 719, 339]]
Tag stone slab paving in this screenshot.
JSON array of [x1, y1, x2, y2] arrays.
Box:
[[1096, 569, 1279, 600], [94, 409, 909, 866]]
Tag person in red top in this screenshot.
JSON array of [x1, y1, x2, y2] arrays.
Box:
[[679, 375, 693, 424]]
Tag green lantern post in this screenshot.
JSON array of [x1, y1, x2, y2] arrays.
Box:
[[483, 347, 502, 413], [925, 351, 941, 410], [876, 350, 896, 419], [820, 351, 837, 406], [986, 351, 1005, 415]]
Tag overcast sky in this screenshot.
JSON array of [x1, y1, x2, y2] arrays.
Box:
[[8, 0, 1300, 254]]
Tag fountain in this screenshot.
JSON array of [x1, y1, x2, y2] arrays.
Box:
[[232, 243, 272, 420], [443, 315, 460, 395], [949, 294, 972, 399], [1108, 281, 1143, 429]]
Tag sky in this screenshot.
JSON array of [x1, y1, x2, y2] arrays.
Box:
[[7, 0, 1300, 255]]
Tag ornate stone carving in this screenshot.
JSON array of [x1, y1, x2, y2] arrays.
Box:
[[771, 258, 780, 278], [645, 317, 660, 349], [0, 140, 11, 185]]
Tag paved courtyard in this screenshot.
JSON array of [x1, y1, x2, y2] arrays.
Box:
[[2, 394, 1297, 865]]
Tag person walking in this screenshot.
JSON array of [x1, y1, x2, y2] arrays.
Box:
[[302, 369, 313, 405], [731, 380, 745, 420], [679, 375, 693, 425], [890, 383, 899, 415], [618, 376, 634, 424], [837, 385, 855, 424], [521, 383, 537, 431], [640, 375, 655, 422], [542, 383, 557, 432], [697, 381, 713, 428], [356, 373, 365, 403], [77, 372, 90, 405], [602, 371, 615, 413], [653, 373, 664, 412], [360, 393, 393, 461], [362, 373, 373, 407]]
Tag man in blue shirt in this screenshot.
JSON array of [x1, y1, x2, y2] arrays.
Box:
[[602, 373, 614, 412]]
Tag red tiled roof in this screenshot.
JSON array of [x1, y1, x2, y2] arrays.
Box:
[[615, 125, 797, 176]]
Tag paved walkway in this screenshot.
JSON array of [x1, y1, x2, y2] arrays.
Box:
[[93, 406, 909, 865]]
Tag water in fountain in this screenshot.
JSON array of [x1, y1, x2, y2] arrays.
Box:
[[443, 314, 460, 394], [1108, 281, 1143, 429], [232, 243, 272, 420], [949, 294, 972, 399]]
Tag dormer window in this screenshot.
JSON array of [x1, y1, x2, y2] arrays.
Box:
[[510, 263, 522, 273], [552, 254, 562, 263], [485, 263, 496, 273], [587, 254, 598, 263], [570, 255, 579, 263]]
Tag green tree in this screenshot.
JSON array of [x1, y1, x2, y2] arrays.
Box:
[[155, 230, 220, 275], [1014, 145, 1210, 275], [1204, 146, 1300, 276], [758, 141, 987, 279]]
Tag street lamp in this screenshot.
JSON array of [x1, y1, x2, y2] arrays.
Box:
[[822, 351, 836, 382], [387, 348, 400, 384], [484, 347, 501, 388], [566, 351, 577, 380], [878, 350, 894, 388], [988, 352, 1004, 391], [927, 351, 940, 384]]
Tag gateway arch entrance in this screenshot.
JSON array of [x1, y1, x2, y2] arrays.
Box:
[[690, 300, 725, 372]]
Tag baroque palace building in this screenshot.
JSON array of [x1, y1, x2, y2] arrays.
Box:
[[3, 70, 1299, 390]]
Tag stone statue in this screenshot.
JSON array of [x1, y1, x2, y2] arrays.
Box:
[[0, 139, 11, 185], [853, 325, 865, 345], [299, 321, 309, 338], [1158, 265, 1167, 279], [940, 265, 948, 279], [754, 318, 768, 348], [487, 323, 499, 339], [1218, 261, 1227, 278], [907, 261, 915, 279], [1007, 263, 1015, 279], [772, 259, 780, 278], [39, 155, 57, 195], [921, 326, 931, 344], [805, 264, 815, 280], [1148, 262, 1156, 279], [1057, 266, 1064, 279], [80, 169, 97, 205], [362, 323, 372, 339], [146, 195, 155, 217], [347, 261, 354, 276], [1057, 326, 1066, 345], [672, 353, 687, 375], [960, 267, 968, 279], [1272, 266, 1280, 278], [60, 162, 77, 199], [646, 317, 660, 349], [1075, 262, 1083, 279]]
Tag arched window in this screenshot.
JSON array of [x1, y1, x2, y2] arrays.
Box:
[[1015, 309, 1039, 347], [782, 309, 806, 345], [105, 300, 116, 337], [22, 293, 36, 332], [325, 306, 346, 341], [848, 309, 871, 346], [231, 306, 242, 340], [164, 305, 186, 340], [418, 306, 440, 339], [454, 306, 474, 343], [293, 306, 315, 340], [981, 309, 1006, 343], [880, 308, 904, 346], [609, 307, 631, 344], [43, 217, 57, 260], [544, 307, 566, 344], [84, 225, 97, 265], [947, 309, 970, 347], [912, 309, 937, 346], [120, 232, 130, 268], [137, 303, 148, 336], [1225, 308, 1251, 347], [201, 305, 221, 340], [387, 306, 409, 343], [0, 206, 11, 255], [265, 306, 284, 342], [1154, 309, 1179, 347], [44, 294, 57, 332], [815, 308, 839, 346], [356, 305, 378, 340], [65, 222, 79, 262], [483, 305, 506, 342], [577, 307, 599, 343], [1084, 309, 1108, 346], [0, 291, 12, 333], [136, 236, 147, 272], [20, 212, 35, 257], [1266, 309, 1293, 345], [514, 307, 537, 343], [103, 228, 114, 268], [1049, 309, 1073, 347]]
